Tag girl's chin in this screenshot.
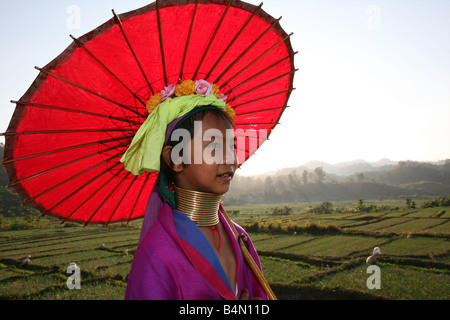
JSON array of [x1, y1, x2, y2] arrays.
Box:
[[209, 183, 231, 195], [177, 179, 231, 195]]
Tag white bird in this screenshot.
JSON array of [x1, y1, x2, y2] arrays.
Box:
[[407, 232, 413, 238], [22, 255, 31, 266], [366, 247, 381, 264], [99, 243, 105, 249], [373, 247, 381, 256], [122, 249, 129, 256]]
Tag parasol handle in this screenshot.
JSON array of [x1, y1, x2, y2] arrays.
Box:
[[220, 204, 277, 301]]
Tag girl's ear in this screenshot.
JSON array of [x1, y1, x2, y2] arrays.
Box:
[[162, 145, 184, 173]]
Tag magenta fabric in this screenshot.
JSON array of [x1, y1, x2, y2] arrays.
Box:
[[125, 202, 267, 300], [138, 114, 187, 244], [138, 182, 161, 243]]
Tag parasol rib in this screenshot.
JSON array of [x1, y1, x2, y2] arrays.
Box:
[[179, 0, 199, 82], [70, 35, 147, 108], [11, 100, 142, 126], [223, 36, 295, 92], [1, 136, 130, 165], [235, 146, 247, 153], [112, 10, 154, 95], [2, 128, 136, 136], [61, 161, 122, 224], [234, 137, 267, 150], [235, 147, 259, 158], [213, 16, 282, 84], [68, 173, 118, 225], [44, 160, 122, 218], [127, 173, 151, 223], [105, 174, 138, 226], [34, 67, 145, 117], [228, 69, 297, 102], [82, 171, 130, 226], [224, 54, 293, 95], [156, 0, 168, 86], [204, 2, 263, 82], [234, 132, 268, 139], [234, 122, 280, 126], [235, 105, 288, 117], [234, 147, 256, 159], [21, 151, 123, 206], [192, 0, 232, 81], [7, 143, 126, 188], [232, 88, 295, 109]]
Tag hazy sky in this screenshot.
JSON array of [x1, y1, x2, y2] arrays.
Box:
[[1, 0, 449, 176]]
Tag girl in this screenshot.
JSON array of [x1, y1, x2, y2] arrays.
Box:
[[122, 80, 271, 300]]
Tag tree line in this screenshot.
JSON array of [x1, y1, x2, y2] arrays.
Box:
[[225, 161, 450, 205]]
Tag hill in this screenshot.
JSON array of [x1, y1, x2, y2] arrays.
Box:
[[227, 159, 450, 205]]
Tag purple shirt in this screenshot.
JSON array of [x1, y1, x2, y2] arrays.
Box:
[[125, 202, 267, 300]]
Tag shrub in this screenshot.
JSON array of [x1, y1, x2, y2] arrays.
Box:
[[243, 220, 341, 236], [308, 202, 333, 214], [422, 196, 450, 208], [272, 205, 293, 216]]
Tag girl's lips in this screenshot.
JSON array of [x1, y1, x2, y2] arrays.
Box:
[[217, 172, 234, 181]]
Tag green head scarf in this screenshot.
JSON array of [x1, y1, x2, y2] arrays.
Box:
[[120, 94, 226, 176]]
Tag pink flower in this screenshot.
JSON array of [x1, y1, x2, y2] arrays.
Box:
[[195, 80, 214, 95], [161, 84, 176, 101], [218, 93, 228, 102]]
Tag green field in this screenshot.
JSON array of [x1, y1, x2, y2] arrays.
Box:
[[0, 203, 449, 300]]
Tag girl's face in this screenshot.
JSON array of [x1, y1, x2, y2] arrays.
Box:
[[171, 113, 237, 195]]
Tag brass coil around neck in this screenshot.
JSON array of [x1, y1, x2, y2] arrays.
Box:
[[174, 186, 222, 227]]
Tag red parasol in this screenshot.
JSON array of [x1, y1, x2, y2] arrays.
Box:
[[2, 0, 296, 226]]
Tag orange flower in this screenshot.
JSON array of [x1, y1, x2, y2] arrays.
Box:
[[212, 84, 220, 97], [225, 104, 236, 122], [146, 93, 162, 114], [174, 79, 195, 97]]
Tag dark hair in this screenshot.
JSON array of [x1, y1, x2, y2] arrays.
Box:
[[161, 108, 234, 183]]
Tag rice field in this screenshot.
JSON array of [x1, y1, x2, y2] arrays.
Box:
[[0, 204, 449, 300]]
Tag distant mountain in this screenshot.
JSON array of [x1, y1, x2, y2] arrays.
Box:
[[275, 159, 398, 177], [227, 159, 450, 204]]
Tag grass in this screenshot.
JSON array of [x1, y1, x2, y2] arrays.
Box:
[[277, 235, 390, 257], [0, 203, 449, 300], [379, 237, 449, 256], [318, 264, 450, 300], [249, 234, 316, 251], [259, 256, 320, 283], [36, 281, 126, 300]]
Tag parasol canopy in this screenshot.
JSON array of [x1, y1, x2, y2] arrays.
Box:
[[2, 0, 296, 226]]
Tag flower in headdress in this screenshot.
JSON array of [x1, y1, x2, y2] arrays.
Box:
[[175, 79, 195, 97], [161, 84, 176, 101], [146, 79, 234, 121], [212, 84, 220, 97], [146, 93, 162, 114], [195, 79, 214, 95], [225, 104, 236, 121], [218, 93, 228, 102]]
